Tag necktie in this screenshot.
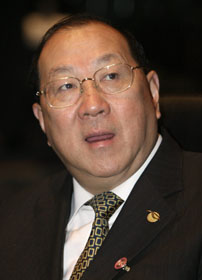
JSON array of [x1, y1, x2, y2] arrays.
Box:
[[70, 191, 124, 280]]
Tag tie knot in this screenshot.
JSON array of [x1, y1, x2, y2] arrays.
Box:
[[86, 191, 124, 220]]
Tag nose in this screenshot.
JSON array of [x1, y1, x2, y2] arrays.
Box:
[[78, 80, 110, 119]]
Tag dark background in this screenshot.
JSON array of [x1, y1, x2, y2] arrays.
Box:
[[1, 0, 202, 186]]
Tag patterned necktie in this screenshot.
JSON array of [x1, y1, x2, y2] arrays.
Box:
[[70, 191, 124, 280]]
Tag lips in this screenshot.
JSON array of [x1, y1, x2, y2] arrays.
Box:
[[85, 133, 114, 143]]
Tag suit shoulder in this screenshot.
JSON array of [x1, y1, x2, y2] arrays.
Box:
[[182, 150, 202, 206], [183, 150, 202, 177], [0, 169, 71, 212]]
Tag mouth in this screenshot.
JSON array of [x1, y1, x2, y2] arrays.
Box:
[[85, 133, 115, 143]]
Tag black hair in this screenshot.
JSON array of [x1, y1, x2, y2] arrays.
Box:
[[30, 13, 150, 91]]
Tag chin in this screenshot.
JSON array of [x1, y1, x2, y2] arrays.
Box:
[[86, 163, 127, 178]]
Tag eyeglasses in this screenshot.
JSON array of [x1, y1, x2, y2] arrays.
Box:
[[36, 63, 141, 109]]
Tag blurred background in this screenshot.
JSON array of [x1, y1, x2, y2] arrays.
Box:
[[1, 0, 202, 188]]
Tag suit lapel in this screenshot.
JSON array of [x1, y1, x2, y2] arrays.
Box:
[[50, 172, 73, 280], [82, 132, 184, 279], [33, 171, 73, 280]]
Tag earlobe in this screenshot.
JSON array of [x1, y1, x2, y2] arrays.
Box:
[[32, 103, 46, 133], [146, 70, 161, 119]]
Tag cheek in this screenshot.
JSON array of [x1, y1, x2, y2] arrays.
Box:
[[111, 91, 147, 128], [42, 108, 76, 147], [111, 89, 152, 147], [123, 106, 147, 144]]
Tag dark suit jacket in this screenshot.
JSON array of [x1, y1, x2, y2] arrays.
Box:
[[0, 132, 202, 280]]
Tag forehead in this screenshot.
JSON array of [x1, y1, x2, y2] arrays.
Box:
[[38, 23, 135, 81]]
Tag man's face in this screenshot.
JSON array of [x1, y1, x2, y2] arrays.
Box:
[[33, 23, 161, 193]]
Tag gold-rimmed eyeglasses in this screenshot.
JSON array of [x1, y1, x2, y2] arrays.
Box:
[[36, 63, 142, 109]]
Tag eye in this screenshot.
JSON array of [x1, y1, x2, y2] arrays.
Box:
[[49, 79, 79, 98], [60, 82, 76, 91], [104, 72, 119, 81]]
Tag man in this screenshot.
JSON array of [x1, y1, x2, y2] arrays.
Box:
[[0, 14, 202, 280]]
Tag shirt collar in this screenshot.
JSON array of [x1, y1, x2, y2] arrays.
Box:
[[112, 134, 162, 200]]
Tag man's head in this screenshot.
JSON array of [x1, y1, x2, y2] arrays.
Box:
[[32, 14, 161, 194]]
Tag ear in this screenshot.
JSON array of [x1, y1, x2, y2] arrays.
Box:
[[32, 102, 46, 133], [32, 103, 52, 147], [146, 70, 161, 119]]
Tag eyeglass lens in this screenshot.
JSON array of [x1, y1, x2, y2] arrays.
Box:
[[45, 64, 133, 108]]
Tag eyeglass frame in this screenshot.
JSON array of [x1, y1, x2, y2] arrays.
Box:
[[36, 63, 142, 109]]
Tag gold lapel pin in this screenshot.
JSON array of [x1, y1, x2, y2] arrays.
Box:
[[147, 210, 160, 223], [114, 257, 130, 272]]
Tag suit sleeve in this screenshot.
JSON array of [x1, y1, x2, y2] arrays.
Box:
[[197, 248, 202, 279]]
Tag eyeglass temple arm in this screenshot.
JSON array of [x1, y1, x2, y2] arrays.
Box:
[[36, 91, 44, 96]]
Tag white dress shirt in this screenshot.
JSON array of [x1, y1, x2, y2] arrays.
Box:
[[63, 135, 162, 279]]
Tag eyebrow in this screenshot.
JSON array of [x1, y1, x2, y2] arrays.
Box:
[[93, 53, 124, 66], [48, 65, 74, 78], [48, 53, 124, 79]]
